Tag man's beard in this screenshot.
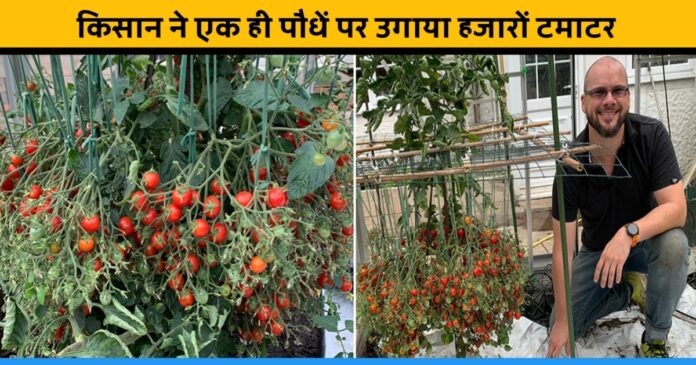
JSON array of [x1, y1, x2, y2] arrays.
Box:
[[587, 109, 627, 138]]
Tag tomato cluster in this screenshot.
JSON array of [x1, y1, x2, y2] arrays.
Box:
[[358, 217, 526, 357]]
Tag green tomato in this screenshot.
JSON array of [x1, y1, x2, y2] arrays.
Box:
[[318, 227, 331, 239], [314, 68, 336, 85], [48, 265, 62, 281], [326, 130, 344, 150], [30, 226, 45, 241], [313, 153, 327, 166], [99, 291, 112, 306], [334, 140, 349, 152], [269, 55, 284, 69]]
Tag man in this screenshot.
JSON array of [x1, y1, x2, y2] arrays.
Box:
[[546, 56, 688, 358]]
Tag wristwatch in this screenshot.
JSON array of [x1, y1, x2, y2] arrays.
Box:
[[625, 223, 640, 247]]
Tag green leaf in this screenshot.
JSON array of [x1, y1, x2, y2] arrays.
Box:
[[394, 115, 410, 134], [113, 99, 130, 125], [101, 299, 148, 337], [287, 141, 335, 199], [165, 95, 209, 131], [36, 286, 46, 305], [194, 288, 209, 305], [75, 71, 91, 113], [345, 320, 354, 333], [1, 298, 30, 350], [158, 139, 187, 184], [135, 111, 157, 129], [232, 80, 288, 112], [287, 95, 314, 115], [111, 76, 130, 97], [129, 92, 146, 104], [59, 330, 133, 358], [311, 314, 339, 332], [178, 330, 200, 358], [386, 138, 404, 150], [213, 77, 234, 121], [441, 332, 454, 345], [288, 93, 329, 115]]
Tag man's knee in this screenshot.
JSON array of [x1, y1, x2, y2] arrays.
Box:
[[648, 228, 689, 269]]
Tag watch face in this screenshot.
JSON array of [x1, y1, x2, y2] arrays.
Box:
[[626, 223, 639, 236]]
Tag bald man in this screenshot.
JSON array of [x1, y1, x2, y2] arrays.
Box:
[[546, 56, 688, 358]]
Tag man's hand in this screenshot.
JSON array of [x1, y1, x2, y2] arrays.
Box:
[[547, 320, 570, 357], [593, 228, 632, 288]]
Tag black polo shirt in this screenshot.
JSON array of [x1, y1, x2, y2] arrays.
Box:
[[551, 113, 682, 251]]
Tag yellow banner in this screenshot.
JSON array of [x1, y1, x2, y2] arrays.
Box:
[[0, 0, 693, 48]]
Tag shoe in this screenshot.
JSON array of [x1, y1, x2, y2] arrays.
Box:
[[623, 272, 647, 313], [640, 331, 669, 358]]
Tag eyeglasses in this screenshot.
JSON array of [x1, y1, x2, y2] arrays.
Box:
[[585, 86, 630, 99]]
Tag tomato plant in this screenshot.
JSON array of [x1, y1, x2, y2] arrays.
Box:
[[0, 54, 353, 358], [357, 55, 525, 358]]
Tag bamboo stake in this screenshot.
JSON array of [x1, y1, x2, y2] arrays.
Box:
[[465, 115, 532, 132], [357, 131, 570, 161], [517, 130, 583, 172], [357, 144, 602, 185], [355, 119, 551, 148]]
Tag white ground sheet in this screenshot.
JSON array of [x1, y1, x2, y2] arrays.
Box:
[[418, 286, 696, 358]]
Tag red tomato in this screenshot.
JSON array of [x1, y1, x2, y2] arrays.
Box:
[[80, 215, 101, 234], [187, 253, 200, 274], [171, 186, 192, 208], [10, 155, 23, 166], [78, 236, 95, 253], [165, 203, 183, 223], [204, 195, 222, 219], [336, 154, 350, 167], [211, 178, 227, 195], [118, 216, 135, 237], [270, 321, 284, 336], [249, 167, 267, 183], [178, 290, 195, 308], [249, 256, 266, 274], [211, 222, 228, 244], [256, 305, 271, 322], [266, 187, 288, 208], [329, 192, 347, 211], [150, 230, 166, 251], [192, 218, 210, 238], [51, 216, 63, 233], [141, 207, 158, 226], [340, 277, 353, 292], [342, 225, 354, 237], [168, 273, 185, 291], [235, 191, 253, 208], [25, 139, 39, 155], [7, 164, 21, 180], [317, 271, 333, 288], [275, 293, 290, 309], [250, 327, 264, 343], [142, 171, 160, 192], [28, 184, 42, 199], [130, 191, 148, 211], [94, 257, 103, 272], [1, 178, 14, 192], [282, 132, 297, 148], [25, 161, 38, 175], [188, 190, 199, 207]]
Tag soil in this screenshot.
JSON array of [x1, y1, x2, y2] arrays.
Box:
[[266, 311, 324, 358]]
